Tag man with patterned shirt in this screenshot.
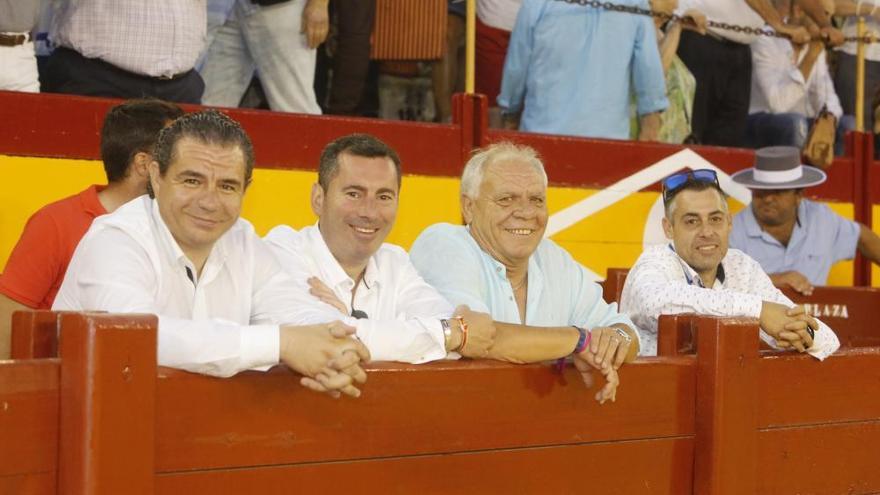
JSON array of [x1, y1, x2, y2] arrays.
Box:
[[619, 169, 839, 360], [43, 0, 207, 103]]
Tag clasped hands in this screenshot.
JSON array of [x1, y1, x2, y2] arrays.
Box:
[[572, 326, 636, 405], [760, 302, 819, 353]]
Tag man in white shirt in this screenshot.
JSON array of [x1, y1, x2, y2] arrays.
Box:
[[54, 110, 370, 398], [747, 0, 852, 153], [619, 169, 840, 360], [265, 133, 496, 363]]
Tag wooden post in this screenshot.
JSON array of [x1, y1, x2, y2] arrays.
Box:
[[692, 317, 759, 495], [857, 17, 866, 132], [58, 313, 157, 495], [10, 310, 62, 359]]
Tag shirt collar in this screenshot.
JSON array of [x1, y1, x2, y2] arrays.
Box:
[[80, 184, 109, 217], [306, 223, 381, 289], [668, 244, 725, 288]]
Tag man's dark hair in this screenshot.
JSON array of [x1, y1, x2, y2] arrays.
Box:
[[664, 179, 728, 219], [100, 99, 184, 183], [152, 109, 255, 185], [318, 134, 402, 191]]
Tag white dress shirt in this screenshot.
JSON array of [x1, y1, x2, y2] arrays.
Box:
[[619, 244, 840, 360], [264, 224, 451, 364], [53, 196, 329, 377], [749, 32, 843, 118]]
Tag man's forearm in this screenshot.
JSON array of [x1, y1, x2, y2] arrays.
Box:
[[858, 223, 880, 265], [486, 323, 580, 364], [799, 0, 833, 27]]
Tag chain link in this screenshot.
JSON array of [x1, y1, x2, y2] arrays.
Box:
[[555, 0, 878, 43]]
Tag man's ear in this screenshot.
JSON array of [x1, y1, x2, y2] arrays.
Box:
[[310, 183, 323, 218], [662, 216, 673, 239], [148, 161, 161, 192], [132, 152, 151, 179], [461, 195, 475, 225]]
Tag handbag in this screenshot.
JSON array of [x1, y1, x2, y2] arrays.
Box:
[[802, 105, 836, 170]]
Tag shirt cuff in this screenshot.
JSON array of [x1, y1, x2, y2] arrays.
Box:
[[353, 317, 447, 364], [806, 319, 840, 361], [240, 324, 281, 371]]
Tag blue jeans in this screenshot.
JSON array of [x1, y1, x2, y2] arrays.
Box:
[[199, 0, 321, 114], [745, 112, 856, 156]]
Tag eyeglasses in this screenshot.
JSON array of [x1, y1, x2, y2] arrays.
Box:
[[661, 169, 720, 205]]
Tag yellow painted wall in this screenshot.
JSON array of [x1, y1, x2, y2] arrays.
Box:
[[0, 154, 860, 285]]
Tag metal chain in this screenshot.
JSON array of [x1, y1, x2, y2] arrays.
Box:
[[555, 0, 878, 43]]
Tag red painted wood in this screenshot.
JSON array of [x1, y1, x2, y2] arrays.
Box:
[[0, 360, 59, 481], [657, 314, 697, 357], [782, 286, 880, 347], [58, 313, 157, 495], [156, 437, 695, 494], [757, 348, 880, 427], [758, 422, 880, 494], [693, 317, 759, 495], [10, 310, 62, 359], [0, 473, 56, 495], [601, 267, 629, 304], [155, 358, 696, 472]]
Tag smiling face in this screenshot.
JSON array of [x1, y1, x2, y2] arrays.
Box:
[[312, 151, 399, 278], [663, 188, 732, 282], [149, 137, 247, 265], [462, 158, 548, 269], [750, 188, 801, 228]]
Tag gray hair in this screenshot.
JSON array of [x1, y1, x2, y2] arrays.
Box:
[[460, 142, 548, 198]]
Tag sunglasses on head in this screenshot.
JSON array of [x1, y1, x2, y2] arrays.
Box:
[[661, 169, 720, 204]]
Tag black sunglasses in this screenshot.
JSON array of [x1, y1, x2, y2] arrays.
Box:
[[661, 169, 720, 204]]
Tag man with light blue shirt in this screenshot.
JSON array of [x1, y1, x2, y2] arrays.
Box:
[[497, 0, 667, 140], [730, 146, 880, 294], [410, 143, 640, 402]]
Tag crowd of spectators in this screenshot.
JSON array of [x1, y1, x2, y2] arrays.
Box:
[[1, 0, 880, 152]]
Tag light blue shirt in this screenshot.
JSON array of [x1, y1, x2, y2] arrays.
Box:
[[410, 224, 635, 337], [730, 199, 860, 285], [497, 0, 668, 139]]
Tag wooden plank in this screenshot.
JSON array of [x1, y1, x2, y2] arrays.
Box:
[[155, 357, 696, 472], [10, 310, 62, 359], [0, 360, 58, 478], [757, 348, 880, 427], [758, 421, 880, 494], [783, 286, 880, 348], [58, 313, 158, 495], [0, 472, 56, 495], [693, 317, 760, 495], [156, 437, 694, 495]]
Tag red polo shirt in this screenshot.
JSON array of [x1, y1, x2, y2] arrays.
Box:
[[0, 185, 108, 309]]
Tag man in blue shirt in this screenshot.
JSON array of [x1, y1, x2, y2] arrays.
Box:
[[730, 146, 880, 294], [410, 143, 640, 402], [497, 0, 667, 140]]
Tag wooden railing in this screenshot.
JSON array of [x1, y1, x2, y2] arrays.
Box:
[[3, 311, 879, 494]]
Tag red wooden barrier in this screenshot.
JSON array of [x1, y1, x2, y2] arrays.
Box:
[[2, 311, 878, 494]]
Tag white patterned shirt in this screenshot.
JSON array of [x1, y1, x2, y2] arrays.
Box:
[[50, 0, 206, 78], [264, 224, 451, 364], [619, 244, 839, 360]]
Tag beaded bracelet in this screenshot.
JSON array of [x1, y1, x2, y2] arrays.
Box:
[[555, 326, 591, 372]]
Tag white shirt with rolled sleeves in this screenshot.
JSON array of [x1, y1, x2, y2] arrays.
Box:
[[264, 224, 451, 364], [409, 223, 637, 342], [619, 244, 840, 360], [53, 195, 328, 378]]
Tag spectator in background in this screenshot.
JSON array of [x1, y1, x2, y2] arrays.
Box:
[[0, 99, 183, 359], [730, 146, 880, 294], [475, 0, 522, 126], [432, 0, 466, 123], [631, 0, 706, 143], [747, 0, 852, 154], [0, 0, 40, 92], [42, 0, 206, 104], [675, 0, 840, 147], [498, 0, 667, 140], [833, 0, 880, 131], [200, 0, 327, 114], [325, 1, 377, 115]]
